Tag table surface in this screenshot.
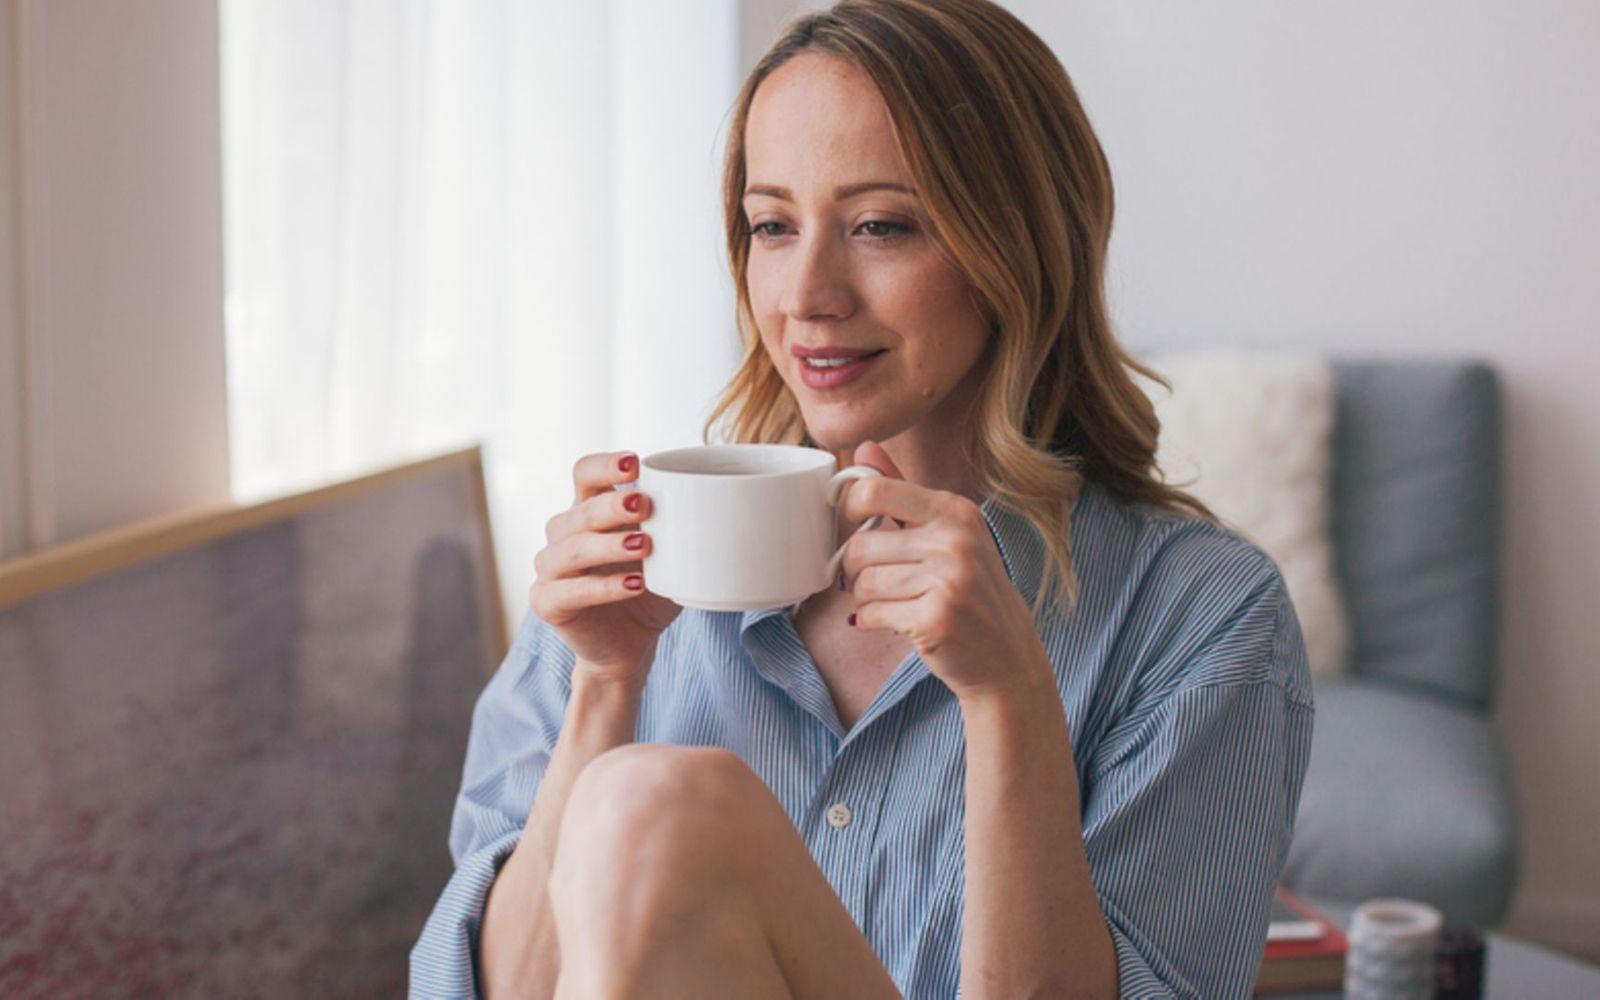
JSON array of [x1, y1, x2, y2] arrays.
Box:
[[1277, 900, 1600, 998]]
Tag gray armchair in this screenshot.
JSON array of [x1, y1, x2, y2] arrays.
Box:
[[1282, 361, 1517, 927]]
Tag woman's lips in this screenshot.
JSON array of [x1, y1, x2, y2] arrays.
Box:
[[795, 349, 887, 389]]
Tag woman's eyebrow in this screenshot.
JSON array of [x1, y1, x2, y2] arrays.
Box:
[[744, 181, 917, 201]]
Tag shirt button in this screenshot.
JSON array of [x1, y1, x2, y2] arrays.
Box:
[[826, 802, 853, 829]]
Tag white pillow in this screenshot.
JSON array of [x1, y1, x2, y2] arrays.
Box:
[[1135, 351, 1348, 678]]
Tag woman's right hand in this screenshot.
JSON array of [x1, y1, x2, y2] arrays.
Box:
[[529, 451, 681, 687]]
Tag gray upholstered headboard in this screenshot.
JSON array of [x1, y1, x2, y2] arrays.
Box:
[[0, 447, 505, 996]]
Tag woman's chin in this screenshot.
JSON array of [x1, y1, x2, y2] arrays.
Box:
[[798, 418, 858, 453], [801, 411, 902, 454]]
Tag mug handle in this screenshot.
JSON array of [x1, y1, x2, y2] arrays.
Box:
[[822, 465, 885, 584]]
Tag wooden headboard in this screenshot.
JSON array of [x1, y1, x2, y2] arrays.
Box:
[[0, 446, 507, 996]]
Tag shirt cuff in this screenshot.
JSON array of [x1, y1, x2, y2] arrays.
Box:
[[410, 830, 524, 999], [1100, 893, 1201, 999]]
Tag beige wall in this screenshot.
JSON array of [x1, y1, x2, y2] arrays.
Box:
[[0, 0, 230, 559], [743, 0, 1600, 960], [0, 4, 29, 556]]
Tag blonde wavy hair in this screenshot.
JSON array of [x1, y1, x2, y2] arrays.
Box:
[[705, 0, 1215, 614]]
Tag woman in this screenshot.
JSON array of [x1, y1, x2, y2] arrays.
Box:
[[413, 1, 1313, 997]]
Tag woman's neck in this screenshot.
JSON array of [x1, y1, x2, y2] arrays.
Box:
[[825, 420, 981, 499], [825, 351, 990, 500]]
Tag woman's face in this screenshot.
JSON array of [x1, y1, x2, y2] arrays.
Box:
[[742, 52, 991, 453]]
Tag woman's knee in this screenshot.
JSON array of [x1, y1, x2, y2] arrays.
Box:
[[550, 744, 765, 899], [569, 743, 761, 822]]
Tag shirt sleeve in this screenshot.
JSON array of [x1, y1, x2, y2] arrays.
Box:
[[1081, 564, 1315, 999], [410, 610, 576, 999]]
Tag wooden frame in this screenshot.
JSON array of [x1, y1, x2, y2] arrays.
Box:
[[0, 444, 508, 663]]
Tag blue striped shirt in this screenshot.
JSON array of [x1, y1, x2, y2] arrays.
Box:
[[411, 478, 1315, 998]]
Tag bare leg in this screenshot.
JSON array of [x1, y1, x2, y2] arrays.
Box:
[[546, 744, 903, 1000]]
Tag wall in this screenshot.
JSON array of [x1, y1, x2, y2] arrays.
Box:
[[0, 0, 230, 558], [742, 0, 1600, 961], [0, 4, 29, 556]]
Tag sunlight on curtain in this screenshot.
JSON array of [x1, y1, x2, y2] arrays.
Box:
[[222, 0, 741, 636]]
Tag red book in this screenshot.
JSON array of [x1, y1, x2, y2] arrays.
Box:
[[1254, 887, 1349, 995]]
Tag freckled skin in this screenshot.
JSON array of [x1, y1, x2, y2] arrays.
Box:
[[742, 53, 991, 463]]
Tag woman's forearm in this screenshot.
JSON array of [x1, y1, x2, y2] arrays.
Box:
[[479, 663, 644, 999], [957, 664, 1118, 999]]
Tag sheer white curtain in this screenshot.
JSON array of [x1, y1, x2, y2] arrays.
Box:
[[222, 0, 741, 635]]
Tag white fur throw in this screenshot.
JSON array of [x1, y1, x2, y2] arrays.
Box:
[[1135, 351, 1348, 678]]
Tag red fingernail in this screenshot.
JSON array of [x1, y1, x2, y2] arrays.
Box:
[[618, 455, 637, 474], [623, 532, 645, 551], [623, 492, 643, 513], [847, 613, 857, 626], [624, 574, 644, 591]]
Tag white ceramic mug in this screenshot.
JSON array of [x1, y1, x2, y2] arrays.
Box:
[[636, 444, 883, 611]]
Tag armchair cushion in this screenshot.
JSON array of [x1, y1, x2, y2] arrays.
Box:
[[1139, 351, 1348, 677], [1282, 675, 1517, 926], [1330, 362, 1500, 707]]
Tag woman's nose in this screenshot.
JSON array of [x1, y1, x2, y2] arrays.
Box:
[[779, 231, 855, 323]]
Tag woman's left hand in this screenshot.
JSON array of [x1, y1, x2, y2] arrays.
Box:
[[838, 441, 1055, 702]]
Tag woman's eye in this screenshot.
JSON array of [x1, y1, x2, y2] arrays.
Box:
[[858, 219, 909, 241], [746, 219, 911, 243]]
